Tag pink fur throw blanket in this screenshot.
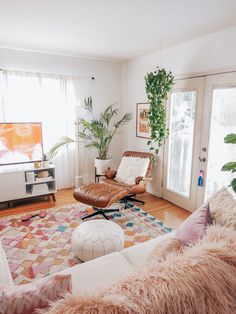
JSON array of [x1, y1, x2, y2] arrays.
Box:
[[42, 225, 236, 314]]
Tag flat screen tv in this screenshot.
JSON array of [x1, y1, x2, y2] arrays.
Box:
[[0, 122, 43, 165]]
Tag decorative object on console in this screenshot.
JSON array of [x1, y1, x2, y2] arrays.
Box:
[[145, 67, 174, 157], [136, 103, 151, 139], [48, 97, 132, 175], [0, 202, 172, 285], [34, 161, 41, 168], [0, 274, 72, 314], [72, 220, 125, 261], [42, 153, 50, 168]]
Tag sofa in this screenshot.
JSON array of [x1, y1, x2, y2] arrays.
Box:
[[1, 187, 235, 313], [0, 229, 174, 294]]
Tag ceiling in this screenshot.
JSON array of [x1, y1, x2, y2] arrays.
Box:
[[0, 0, 236, 61]]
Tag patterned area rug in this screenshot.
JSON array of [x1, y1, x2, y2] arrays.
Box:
[[0, 203, 172, 285]]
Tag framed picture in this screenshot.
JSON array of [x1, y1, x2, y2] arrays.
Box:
[[136, 103, 151, 139]]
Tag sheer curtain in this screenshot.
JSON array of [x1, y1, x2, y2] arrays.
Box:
[[0, 69, 91, 189]]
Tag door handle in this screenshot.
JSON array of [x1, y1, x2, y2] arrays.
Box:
[[199, 157, 206, 162]]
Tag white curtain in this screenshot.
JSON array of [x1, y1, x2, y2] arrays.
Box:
[[0, 69, 91, 189]]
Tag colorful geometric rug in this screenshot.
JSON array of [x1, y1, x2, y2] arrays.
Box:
[[0, 202, 172, 285]]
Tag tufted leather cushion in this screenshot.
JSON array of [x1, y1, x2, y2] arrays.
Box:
[[101, 178, 146, 194], [73, 183, 129, 208]]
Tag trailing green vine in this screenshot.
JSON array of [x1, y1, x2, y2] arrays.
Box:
[[145, 67, 174, 157]]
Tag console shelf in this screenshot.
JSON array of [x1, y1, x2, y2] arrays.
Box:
[[0, 164, 57, 206]]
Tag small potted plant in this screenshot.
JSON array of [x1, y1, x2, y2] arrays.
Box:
[[48, 97, 132, 175], [42, 153, 50, 168]]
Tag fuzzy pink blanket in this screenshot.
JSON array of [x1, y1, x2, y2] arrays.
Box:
[[42, 225, 236, 314]]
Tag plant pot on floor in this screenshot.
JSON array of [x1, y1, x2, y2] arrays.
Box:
[[95, 157, 112, 175]]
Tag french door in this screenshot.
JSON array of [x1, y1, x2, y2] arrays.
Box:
[[163, 72, 236, 211]]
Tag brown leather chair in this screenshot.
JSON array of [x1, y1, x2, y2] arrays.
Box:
[[73, 151, 153, 220]]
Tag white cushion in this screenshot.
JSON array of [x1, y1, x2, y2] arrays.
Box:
[[57, 252, 134, 295], [207, 187, 236, 229], [121, 232, 176, 267], [0, 240, 14, 287], [115, 156, 150, 185]]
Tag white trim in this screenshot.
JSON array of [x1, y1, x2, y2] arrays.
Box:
[[174, 66, 236, 81]]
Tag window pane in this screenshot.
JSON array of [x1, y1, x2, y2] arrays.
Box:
[[167, 91, 196, 197], [205, 87, 236, 199], [1, 73, 77, 188]]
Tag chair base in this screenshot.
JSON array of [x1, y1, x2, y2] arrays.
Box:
[[120, 194, 145, 208], [82, 207, 120, 220]]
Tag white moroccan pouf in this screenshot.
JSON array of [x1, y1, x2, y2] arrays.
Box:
[[71, 220, 125, 262]]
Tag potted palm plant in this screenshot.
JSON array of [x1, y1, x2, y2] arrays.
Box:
[[48, 97, 132, 175]]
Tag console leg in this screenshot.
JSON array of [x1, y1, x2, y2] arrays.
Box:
[[51, 193, 56, 202], [8, 201, 13, 208]]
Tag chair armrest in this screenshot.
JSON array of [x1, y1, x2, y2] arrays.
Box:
[[135, 176, 153, 184], [105, 170, 117, 179]]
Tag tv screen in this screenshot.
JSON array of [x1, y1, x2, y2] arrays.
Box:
[[0, 122, 43, 165]]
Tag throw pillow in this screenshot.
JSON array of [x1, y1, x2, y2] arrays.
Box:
[[0, 274, 72, 314], [207, 187, 236, 229], [147, 236, 183, 263], [175, 204, 211, 245], [115, 156, 150, 185], [0, 240, 14, 288]]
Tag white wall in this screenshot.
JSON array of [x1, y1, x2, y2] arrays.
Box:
[[122, 26, 236, 197], [2, 26, 236, 191], [0, 47, 123, 181]]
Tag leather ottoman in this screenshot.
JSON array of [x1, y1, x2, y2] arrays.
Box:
[[73, 182, 129, 208], [71, 220, 125, 261]]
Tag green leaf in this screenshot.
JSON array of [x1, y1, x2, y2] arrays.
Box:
[[48, 136, 75, 159], [224, 133, 236, 144], [221, 162, 236, 173], [145, 67, 174, 157], [231, 178, 236, 193], [50, 97, 132, 159]]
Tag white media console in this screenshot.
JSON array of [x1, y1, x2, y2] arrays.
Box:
[[0, 164, 57, 206]]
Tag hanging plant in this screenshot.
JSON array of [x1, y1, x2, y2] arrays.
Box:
[[145, 67, 174, 157]]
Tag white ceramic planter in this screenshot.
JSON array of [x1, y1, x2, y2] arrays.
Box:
[[95, 157, 112, 175]]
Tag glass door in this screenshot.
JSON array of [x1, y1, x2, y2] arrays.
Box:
[[163, 72, 236, 212], [163, 78, 204, 211], [196, 72, 236, 207]]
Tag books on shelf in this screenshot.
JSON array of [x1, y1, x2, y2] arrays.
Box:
[[32, 183, 49, 194], [26, 172, 35, 183], [35, 176, 53, 182]]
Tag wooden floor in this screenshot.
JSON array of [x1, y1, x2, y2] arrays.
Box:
[[0, 189, 190, 229]]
